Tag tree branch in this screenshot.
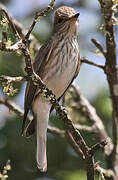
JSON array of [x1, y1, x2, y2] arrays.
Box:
[[95, 166, 116, 180], [90, 140, 107, 155], [91, 38, 107, 58], [0, 3, 40, 50], [81, 58, 105, 70], [71, 82, 113, 156], [0, 9, 21, 40], [0, 75, 27, 83], [25, 0, 56, 40], [97, 0, 118, 177]]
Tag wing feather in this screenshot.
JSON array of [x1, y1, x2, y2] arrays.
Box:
[[22, 39, 53, 133], [57, 52, 80, 101]]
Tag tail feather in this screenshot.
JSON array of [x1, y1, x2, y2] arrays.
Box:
[[32, 96, 51, 172], [36, 131, 47, 172], [36, 117, 48, 172]]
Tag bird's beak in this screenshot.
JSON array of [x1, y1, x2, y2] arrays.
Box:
[[68, 13, 80, 21]]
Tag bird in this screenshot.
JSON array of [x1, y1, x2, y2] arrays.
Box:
[[23, 6, 80, 172]]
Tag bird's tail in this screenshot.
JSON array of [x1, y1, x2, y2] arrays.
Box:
[[36, 116, 48, 172], [32, 95, 51, 172]]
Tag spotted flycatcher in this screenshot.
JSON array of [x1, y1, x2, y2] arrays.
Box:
[[23, 6, 80, 172]]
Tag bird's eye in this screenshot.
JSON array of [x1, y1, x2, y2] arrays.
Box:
[[57, 18, 63, 24]]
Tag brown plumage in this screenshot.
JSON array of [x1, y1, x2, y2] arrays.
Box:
[[23, 6, 80, 172]]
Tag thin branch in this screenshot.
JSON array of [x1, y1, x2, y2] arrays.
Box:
[[75, 124, 95, 133], [90, 140, 107, 155], [2, 31, 7, 47], [25, 0, 56, 39], [95, 166, 115, 180], [91, 38, 107, 58], [0, 75, 27, 83], [48, 126, 65, 136], [71, 82, 113, 156], [0, 41, 18, 52], [81, 58, 105, 70], [0, 3, 40, 49], [0, 98, 24, 117], [0, 32, 7, 50], [0, 9, 21, 40], [66, 131, 85, 158]]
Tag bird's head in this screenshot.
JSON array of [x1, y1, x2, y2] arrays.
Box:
[[53, 6, 80, 36]]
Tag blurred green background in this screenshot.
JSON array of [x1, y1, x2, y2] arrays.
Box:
[[0, 0, 117, 179]]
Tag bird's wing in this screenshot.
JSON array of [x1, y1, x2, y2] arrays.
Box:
[[22, 39, 53, 133], [23, 52, 80, 137], [56, 52, 80, 102], [50, 52, 80, 112]]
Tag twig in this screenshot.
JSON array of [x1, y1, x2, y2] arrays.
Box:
[[66, 131, 85, 158], [0, 98, 24, 117], [86, 140, 107, 180], [0, 40, 21, 52], [0, 9, 21, 40], [91, 38, 106, 58], [0, 75, 27, 83], [81, 58, 105, 70], [95, 166, 115, 180], [0, 32, 8, 50], [25, 0, 56, 39], [0, 3, 40, 49], [75, 124, 95, 133], [90, 140, 107, 155], [48, 126, 65, 136], [71, 82, 113, 155], [2, 31, 7, 44]]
